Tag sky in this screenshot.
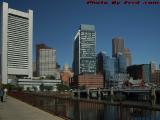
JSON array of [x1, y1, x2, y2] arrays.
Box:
[[2, 0, 160, 68]]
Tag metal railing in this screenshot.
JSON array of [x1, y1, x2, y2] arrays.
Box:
[[8, 91, 160, 120]]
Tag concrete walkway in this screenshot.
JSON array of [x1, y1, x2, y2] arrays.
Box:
[[0, 96, 64, 120]]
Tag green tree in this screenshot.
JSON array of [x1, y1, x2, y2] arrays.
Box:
[[44, 86, 53, 91], [40, 83, 44, 91], [26, 87, 30, 92], [79, 85, 86, 90], [46, 75, 56, 80], [32, 86, 37, 92], [3, 84, 24, 91], [57, 83, 69, 91]]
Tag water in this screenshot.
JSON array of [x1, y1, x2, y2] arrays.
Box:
[[9, 92, 160, 120], [36, 97, 160, 120]]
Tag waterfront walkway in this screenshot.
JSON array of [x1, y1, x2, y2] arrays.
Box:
[[0, 96, 64, 120]]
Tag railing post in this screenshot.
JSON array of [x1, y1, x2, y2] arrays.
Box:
[[98, 88, 101, 100], [111, 87, 114, 102], [151, 87, 156, 105], [78, 89, 80, 99], [87, 89, 90, 99], [71, 90, 74, 98]]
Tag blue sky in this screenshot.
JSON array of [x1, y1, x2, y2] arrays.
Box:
[[2, 0, 160, 68]]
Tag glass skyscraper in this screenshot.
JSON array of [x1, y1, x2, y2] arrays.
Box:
[[73, 24, 96, 75], [143, 64, 151, 83], [117, 52, 127, 73], [97, 51, 118, 87]]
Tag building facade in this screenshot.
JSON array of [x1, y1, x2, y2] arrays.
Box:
[[74, 74, 104, 89], [97, 51, 120, 88], [151, 70, 160, 84], [143, 64, 151, 83], [60, 64, 74, 86], [117, 52, 127, 73], [17, 79, 61, 91], [73, 24, 96, 75], [109, 73, 129, 88], [97, 51, 107, 74], [124, 48, 132, 66], [36, 44, 58, 78], [127, 64, 151, 84], [112, 37, 124, 58], [0, 2, 33, 84]]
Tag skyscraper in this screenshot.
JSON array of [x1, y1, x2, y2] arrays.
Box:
[[124, 48, 132, 66], [73, 24, 96, 75], [0, 2, 33, 84], [97, 51, 118, 88], [112, 37, 124, 57], [97, 51, 107, 74], [150, 61, 157, 73], [36, 44, 58, 78], [117, 52, 127, 73]]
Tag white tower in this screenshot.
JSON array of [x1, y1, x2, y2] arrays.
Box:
[[0, 2, 33, 84]]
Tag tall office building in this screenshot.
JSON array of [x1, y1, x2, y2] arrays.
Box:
[[96, 52, 117, 77], [150, 61, 157, 73], [150, 61, 157, 83], [73, 24, 96, 75], [36, 44, 58, 78], [0, 2, 33, 84], [112, 37, 124, 57], [117, 52, 127, 73], [97, 51, 119, 88], [124, 48, 132, 66], [97, 51, 107, 74]]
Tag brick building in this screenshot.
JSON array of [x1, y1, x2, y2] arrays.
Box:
[[73, 74, 104, 89]]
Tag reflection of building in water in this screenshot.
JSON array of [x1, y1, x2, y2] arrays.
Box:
[[32, 96, 160, 120], [104, 105, 119, 120], [78, 101, 104, 120], [65, 100, 104, 120], [64, 100, 80, 120]]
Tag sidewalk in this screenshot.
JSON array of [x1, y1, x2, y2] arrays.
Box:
[[0, 96, 64, 120]]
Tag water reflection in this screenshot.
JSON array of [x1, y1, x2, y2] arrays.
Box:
[[35, 97, 160, 120]]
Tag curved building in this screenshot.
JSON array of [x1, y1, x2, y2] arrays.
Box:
[[0, 2, 33, 84]]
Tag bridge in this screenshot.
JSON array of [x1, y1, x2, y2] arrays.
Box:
[[72, 88, 159, 101]]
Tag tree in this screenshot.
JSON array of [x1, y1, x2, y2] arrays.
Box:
[[44, 86, 53, 91], [57, 83, 69, 91], [46, 75, 56, 80], [79, 85, 86, 90], [3, 84, 21, 91], [32, 86, 37, 92], [40, 83, 44, 91]]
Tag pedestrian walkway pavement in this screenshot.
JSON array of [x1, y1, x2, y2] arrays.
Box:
[[0, 96, 64, 120]]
